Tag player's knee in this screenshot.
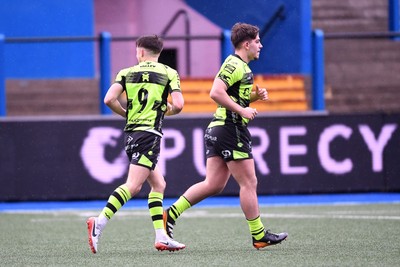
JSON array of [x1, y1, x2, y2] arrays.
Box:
[[240, 176, 258, 190], [125, 182, 142, 196], [151, 179, 166, 192], [209, 183, 226, 195]]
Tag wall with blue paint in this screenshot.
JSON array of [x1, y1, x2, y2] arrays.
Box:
[[0, 0, 94, 78], [185, 0, 311, 74], [0, 0, 310, 78]]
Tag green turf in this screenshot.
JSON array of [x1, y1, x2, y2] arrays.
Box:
[[1, 203, 399, 266]]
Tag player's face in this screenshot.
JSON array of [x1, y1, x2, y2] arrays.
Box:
[[248, 34, 262, 61]]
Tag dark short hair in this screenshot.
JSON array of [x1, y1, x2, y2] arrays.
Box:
[[136, 35, 163, 55], [231, 23, 260, 49]]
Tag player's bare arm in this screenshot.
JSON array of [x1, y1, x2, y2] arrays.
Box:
[[210, 78, 258, 120], [165, 91, 184, 116], [104, 83, 126, 118]]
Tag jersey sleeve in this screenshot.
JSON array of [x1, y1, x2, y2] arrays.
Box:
[[167, 68, 181, 93], [216, 57, 243, 88], [114, 68, 130, 90]]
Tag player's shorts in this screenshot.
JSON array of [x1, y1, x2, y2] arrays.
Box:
[[204, 124, 253, 162], [124, 131, 161, 170]]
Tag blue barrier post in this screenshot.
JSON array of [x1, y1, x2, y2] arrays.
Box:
[[99, 32, 112, 115], [0, 34, 5, 116], [220, 29, 232, 64], [389, 0, 400, 41], [312, 29, 325, 111]]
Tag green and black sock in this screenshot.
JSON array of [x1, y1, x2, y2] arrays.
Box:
[[148, 192, 164, 230], [168, 196, 192, 223], [247, 216, 265, 240], [100, 184, 132, 220]]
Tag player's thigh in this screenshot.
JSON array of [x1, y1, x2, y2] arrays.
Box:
[[205, 156, 230, 187], [227, 159, 257, 187], [126, 163, 151, 189]]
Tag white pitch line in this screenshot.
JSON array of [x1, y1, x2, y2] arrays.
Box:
[[262, 213, 400, 220], [20, 209, 400, 223], [179, 211, 400, 220]]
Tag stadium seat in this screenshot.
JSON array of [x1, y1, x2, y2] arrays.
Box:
[[179, 75, 308, 113]]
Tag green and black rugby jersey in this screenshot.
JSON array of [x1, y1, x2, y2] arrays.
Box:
[[209, 54, 254, 127], [115, 61, 181, 136]]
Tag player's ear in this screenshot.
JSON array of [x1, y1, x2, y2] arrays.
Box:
[[243, 41, 250, 50]]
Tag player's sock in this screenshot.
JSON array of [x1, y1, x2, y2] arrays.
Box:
[[100, 184, 132, 221], [97, 213, 108, 230], [168, 196, 192, 222], [148, 192, 165, 231], [247, 216, 266, 240]]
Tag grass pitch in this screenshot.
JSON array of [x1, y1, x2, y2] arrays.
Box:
[[1, 203, 399, 266]]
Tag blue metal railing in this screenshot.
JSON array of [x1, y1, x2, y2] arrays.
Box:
[[311, 30, 325, 111], [220, 30, 232, 65], [389, 0, 400, 41], [99, 32, 112, 115], [0, 34, 5, 116], [0, 33, 221, 116], [2, 29, 400, 117]]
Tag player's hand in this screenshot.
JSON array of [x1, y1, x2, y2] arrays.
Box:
[[256, 84, 268, 101], [239, 107, 258, 120], [165, 102, 173, 116]]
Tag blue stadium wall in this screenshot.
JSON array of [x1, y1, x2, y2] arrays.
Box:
[[185, 0, 312, 74], [0, 0, 310, 78], [0, 0, 94, 78]]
